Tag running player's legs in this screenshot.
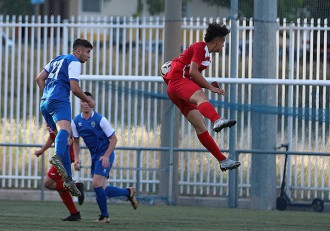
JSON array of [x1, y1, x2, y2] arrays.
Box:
[[46, 166, 80, 219], [45, 166, 60, 190], [91, 153, 115, 185], [92, 157, 112, 219]]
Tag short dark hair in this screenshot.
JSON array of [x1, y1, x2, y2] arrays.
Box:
[[204, 22, 230, 43], [73, 38, 93, 50], [84, 91, 93, 99]]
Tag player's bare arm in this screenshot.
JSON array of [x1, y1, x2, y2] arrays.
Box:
[[73, 138, 81, 171], [35, 69, 49, 92], [34, 135, 54, 157], [189, 62, 225, 95], [100, 134, 118, 168], [70, 80, 96, 108]]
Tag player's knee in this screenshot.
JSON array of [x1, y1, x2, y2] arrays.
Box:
[[92, 182, 103, 189], [44, 181, 53, 190], [44, 177, 55, 190]]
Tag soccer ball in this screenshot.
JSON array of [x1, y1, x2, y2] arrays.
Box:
[[160, 61, 172, 77]]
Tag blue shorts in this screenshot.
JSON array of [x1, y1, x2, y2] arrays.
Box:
[[91, 152, 115, 178], [40, 99, 71, 131]]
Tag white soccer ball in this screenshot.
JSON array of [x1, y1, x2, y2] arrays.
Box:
[[160, 61, 172, 77]]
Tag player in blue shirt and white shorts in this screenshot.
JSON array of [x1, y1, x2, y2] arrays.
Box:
[[71, 91, 138, 223], [36, 38, 96, 197]]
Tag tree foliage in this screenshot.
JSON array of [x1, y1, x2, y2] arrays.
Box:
[[145, 0, 191, 16], [146, 0, 164, 16], [0, 0, 33, 16], [278, 0, 305, 21], [201, 0, 330, 21], [304, 0, 330, 20], [201, 0, 230, 7]]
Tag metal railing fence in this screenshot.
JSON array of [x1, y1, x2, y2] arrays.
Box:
[[0, 16, 329, 205]]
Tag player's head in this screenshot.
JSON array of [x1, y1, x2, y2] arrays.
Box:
[[84, 91, 93, 99], [81, 91, 94, 113], [72, 38, 93, 63], [204, 22, 230, 53]]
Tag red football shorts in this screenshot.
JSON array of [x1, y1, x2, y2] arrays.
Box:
[[47, 166, 61, 180], [167, 77, 201, 117]]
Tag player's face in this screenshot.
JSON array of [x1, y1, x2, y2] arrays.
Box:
[[215, 38, 225, 53], [81, 96, 93, 113], [77, 47, 92, 63]]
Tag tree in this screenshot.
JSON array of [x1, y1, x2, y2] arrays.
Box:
[[146, 0, 165, 16], [201, 0, 252, 18], [278, 0, 305, 21], [201, 0, 310, 21], [0, 0, 33, 16], [304, 0, 330, 20], [201, 0, 230, 7], [145, 0, 191, 16]]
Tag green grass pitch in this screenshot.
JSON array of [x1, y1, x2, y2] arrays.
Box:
[[0, 200, 329, 231]]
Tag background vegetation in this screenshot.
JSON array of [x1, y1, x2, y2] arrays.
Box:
[[0, 0, 329, 21]]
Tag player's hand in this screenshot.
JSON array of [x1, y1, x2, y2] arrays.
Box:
[[74, 159, 81, 171], [210, 85, 226, 96], [99, 156, 110, 168], [34, 149, 43, 157], [211, 81, 220, 88], [88, 99, 96, 108]]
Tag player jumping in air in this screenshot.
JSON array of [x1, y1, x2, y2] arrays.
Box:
[[162, 22, 240, 171], [35, 38, 96, 196]]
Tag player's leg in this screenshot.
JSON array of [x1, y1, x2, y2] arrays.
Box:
[[44, 168, 58, 190], [101, 152, 138, 209], [46, 100, 81, 197], [46, 166, 81, 221], [93, 174, 110, 223], [186, 109, 240, 171], [45, 100, 71, 178], [75, 182, 85, 206], [189, 89, 220, 122], [49, 136, 80, 197], [92, 159, 111, 223], [58, 184, 81, 222], [104, 184, 138, 210], [189, 89, 236, 132], [186, 109, 226, 162], [54, 179, 79, 216], [53, 119, 72, 177], [40, 100, 69, 178]]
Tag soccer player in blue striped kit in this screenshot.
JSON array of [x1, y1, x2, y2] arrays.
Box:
[[36, 38, 96, 197], [71, 91, 138, 223]]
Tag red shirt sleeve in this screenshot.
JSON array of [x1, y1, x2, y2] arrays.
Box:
[[191, 42, 207, 66]]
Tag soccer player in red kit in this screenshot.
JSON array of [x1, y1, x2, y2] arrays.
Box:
[[162, 22, 240, 171], [34, 124, 84, 221]]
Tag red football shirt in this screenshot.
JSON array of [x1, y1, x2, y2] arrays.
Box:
[[163, 41, 211, 83]]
